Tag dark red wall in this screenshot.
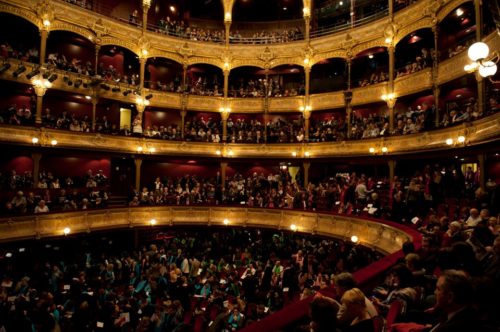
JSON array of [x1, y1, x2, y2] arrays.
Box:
[[46, 38, 94, 66], [0, 94, 32, 110], [141, 162, 221, 186], [40, 157, 110, 178], [0, 156, 33, 175], [43, 96, 92, 119], [144, 109, 181, 128]]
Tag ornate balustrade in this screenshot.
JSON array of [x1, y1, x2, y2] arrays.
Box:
[[0, 206, 417, 255], [0, 112, 498, 157]]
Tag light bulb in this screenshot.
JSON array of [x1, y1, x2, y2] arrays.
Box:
[[478, 61, 497, 78], [468, 42, 489, 61]]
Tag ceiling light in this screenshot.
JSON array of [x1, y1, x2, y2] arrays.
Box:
[[456, 8, 463, 16], [368, 54, 374, 59]]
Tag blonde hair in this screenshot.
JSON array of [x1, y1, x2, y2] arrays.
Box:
[[341, 288, 366, 307]]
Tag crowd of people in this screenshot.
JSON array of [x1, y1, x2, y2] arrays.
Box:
[[229, 77, 304, 98], [1, 169, 109, 215], [150, 16, 303, 44], [0, 162, 499, 331], [0, 42, 38, 63], [396, 47, 433, 78], [0, 225, 381, 332]]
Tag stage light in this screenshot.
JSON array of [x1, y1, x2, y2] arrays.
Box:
[[123, 90, 132, 96], [0, 63, 11, 74], [48, 74, 58, 82], [74, 79, 82, 88], [13, 65, 26, 78], [26, 68, 40, 80], [145, 93, 153, 100], [112, 86, 121, 93]]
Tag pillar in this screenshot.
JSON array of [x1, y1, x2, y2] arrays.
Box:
[[346, 58, 352, 91], [180, 109, 187, 139], [477, 153, 485, 190], [39, 29, 48, 65], [344, 90, 353, 138], [304, 66, 311, 103], [303, 161, 310, 186], [182, 64, 188, 92], [474, 0, 485, 116], [221, 111, 229, 142], [433, 85, 440, 127], [91, 97, 98, 131], [388, 159, 396, 182], [225, 21, 231, 48], [31, 153, 42, 187], [387, 45, 395, 131], [139, 57, 146, 90], [94, 44, 101, 75], [134, 158, 143, 190], [221, 162, 227, 188], [387, 98, 396, 132], [223, 70, 230, 99], [304, 110, 311, 141], [34, 86, 47, 125], [142, 3, 150, 34], [304, 16, 311, 45]]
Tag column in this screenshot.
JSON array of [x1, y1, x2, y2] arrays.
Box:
[[387, 98, 396, 132], [182, 64, 188, 92], [39, 29, 48, 65], [221, 162, 227, 188], [388, 159, 396, 182], [91, 97, 98, 131], [474, 0, 485, 116], [223, 69, 230, 99], [303, 110, 311, 141], [346, 58, 352, 91], [94, 44, 101, 75], [432, 25, 440, 127], [139, 57, 147, 90], [34, 86, 47, 125], [304, 66, 311, 104], [225, 21, 231, 47], [304, 15, 311, 44], [180, 109, 187, 139], [31, 153, 42, 187], [433, 86, 440, 127], [136, 103, 145, 133], [303, 161, 310, 186], [344, 90, 353, 138], [142, 2, 151, 34], [221, 111, 229, 142], [387, 45, 395, 131], [134, 158, 143, 190], [477, 153, 485, 190]]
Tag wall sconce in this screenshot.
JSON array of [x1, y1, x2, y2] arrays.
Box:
[[215, 149, 221, 156], [464, 42, 498, 81], [303, 7, 311, 18], [43, 19, 51, 27], [149, 219, 157, 226], [445, 136, 467, 146], [368, 147, 388, 154], [137, 146, 143, 152], [369, 147, 376, 154], [304, 151, 310, 157], [381, 146, 388, 153], [299, 105, 312, 112], [141, 49, 149, 57], [228, 149, 234, 157], [223, 219, 230, 225], [381, 93, 395, 101], [32, 137, 39, 144], [63, 227, 71, 236], [351, 235, 359, 243], [224, 12, 232, 22], [50, 139, 58, 146], [149, 147, 156, 153], [136, 96, 150, 107], [290, 224, 298, 231], [219, 107, 231, 114], [292, 151, 297, 157], [33, 78, 52, 89]]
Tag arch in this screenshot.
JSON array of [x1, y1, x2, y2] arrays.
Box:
[[99, 37, 139, 57], [394, 19, 434, 45], [310, 57, 348, 94], [231, 61, 265, 70], [437, 2, 475, 61], [436, 0, 473, 22], [187, 57, 224, 70], [49, 22, 95, 44], [0, 6, 39, 28], [145, 56, 184, 91], [351, 39, 387, 58]]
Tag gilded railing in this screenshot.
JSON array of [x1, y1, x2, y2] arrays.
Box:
[[0, 206, 414, 254], [0, 112, 498, 157]]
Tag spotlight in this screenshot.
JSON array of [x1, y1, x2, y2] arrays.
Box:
[[123, 89, 132, 96], [63, 76, 73, 86], [74, 79, 82, 88], [145, 93, 153, 100], [48, 74, 58, 82], [112, 86, 120, 93], [42, 72, 50, 79], [0, 63, 11, 74], [12, 65, 26, 78], [26, 68, 40, 80], [100, 83, 110, 90], [82, 82, 89, 88]]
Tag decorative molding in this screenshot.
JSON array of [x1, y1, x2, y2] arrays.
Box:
[[0, 206, 415, 254]]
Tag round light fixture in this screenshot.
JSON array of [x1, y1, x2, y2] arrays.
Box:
[[468, 42, 489, 61], [351, 235, 359, 243]]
